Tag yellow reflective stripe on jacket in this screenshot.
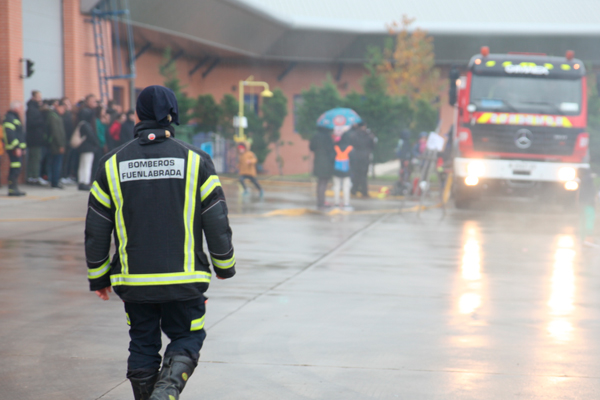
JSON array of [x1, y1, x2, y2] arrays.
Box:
[[190, 315, 205, 331], [183, 150, 201, 272], [19, 142, 26, 149], [91, 181, 111, 208], [200, 175, 221, 202], [10, 161, 21, 168], [126, 313, 131, 326], [106, 155, 129, 274], [2, 122, 16, 131], [5, 138, 19, 150], [110, 271, 211, 286], [13, 119, 21, 126], [88, 258, 111, 279], [212, 255, 235, 269]]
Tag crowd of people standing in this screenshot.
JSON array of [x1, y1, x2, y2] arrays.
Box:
[[1, 91, 135, 196], [310, 122, 376, 210]]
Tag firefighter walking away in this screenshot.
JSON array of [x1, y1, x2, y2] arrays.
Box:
[[2, 101, 27, 196], [84, 85, 236, 400]]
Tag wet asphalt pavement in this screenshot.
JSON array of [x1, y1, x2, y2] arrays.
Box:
[[1, 180, 600, 399]]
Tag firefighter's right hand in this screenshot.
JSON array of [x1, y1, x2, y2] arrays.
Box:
[[14, 148, 22, 157], [95, 286, 112, 301]]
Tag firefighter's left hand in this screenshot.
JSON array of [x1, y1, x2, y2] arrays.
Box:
[[95, 286, 112, 301]]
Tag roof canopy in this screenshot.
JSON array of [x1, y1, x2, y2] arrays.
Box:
[[86, 0, 600, 64]]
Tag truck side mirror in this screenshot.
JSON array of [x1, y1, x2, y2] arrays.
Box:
[[449, 67, 460, 106]]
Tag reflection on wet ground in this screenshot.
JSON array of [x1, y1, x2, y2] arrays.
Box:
[[1, 185, 600, 399]]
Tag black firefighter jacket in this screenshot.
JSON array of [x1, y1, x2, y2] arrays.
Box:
[[84, 122, 236, 303], [2, 111, 26, 152]]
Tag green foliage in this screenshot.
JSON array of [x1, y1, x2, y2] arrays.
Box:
[[344, 73, 413, 162], [218, 94, 238, 140], [412, 99, 438, 136], [262, 88, 288, 144], [262, 89, 289, 174], [194, 94, 221, 133], [295, 75, 343, 140], [159, 48, 196, 126], [244, 105, 270, 165]]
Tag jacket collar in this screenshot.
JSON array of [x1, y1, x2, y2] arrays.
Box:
[[134, 120, 175, 145]]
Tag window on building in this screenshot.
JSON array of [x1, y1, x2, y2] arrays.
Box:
[[112, 86, 124, 106], [293, 94, 303, 133], [244, 94, 259, 114]]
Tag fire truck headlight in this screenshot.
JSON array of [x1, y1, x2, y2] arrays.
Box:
[[564, 180, 579, 191], [465, 176, 479, 186], [467, 161, 485, 177], [558, 167, 576, 182]]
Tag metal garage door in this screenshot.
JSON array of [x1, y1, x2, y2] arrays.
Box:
[[22, 0, 63, 100]]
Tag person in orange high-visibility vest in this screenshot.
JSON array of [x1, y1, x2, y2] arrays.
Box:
[[332, 131, 353, 210]]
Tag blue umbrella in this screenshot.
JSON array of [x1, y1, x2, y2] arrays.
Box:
[[317, 108, 362, 130]]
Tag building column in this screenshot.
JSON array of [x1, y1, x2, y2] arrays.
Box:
[[0, 0, 24, 186], [0, 0, 24, 115], [63, 0, 103, 104]]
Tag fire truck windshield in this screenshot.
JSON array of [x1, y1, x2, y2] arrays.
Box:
[[470, 75, 582, 116]]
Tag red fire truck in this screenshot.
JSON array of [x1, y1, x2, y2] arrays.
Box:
[[449, 47, 589, 208]]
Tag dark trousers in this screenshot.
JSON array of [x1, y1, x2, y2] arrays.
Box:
[[62, 147, 79, 178], [49, 154, 63, 187], [26, 146, 42, 179], [124, 296, 207, 379], [8, 151, 22, 192], [351, 161, 369, 196], [316, 177, 329, 207], [239, 175, 262, 192]]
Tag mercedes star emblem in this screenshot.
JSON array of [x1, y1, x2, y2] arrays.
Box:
[[515, 129, 533, 149]]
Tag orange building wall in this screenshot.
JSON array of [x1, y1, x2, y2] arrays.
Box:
[[0, 0, 24, 185], [63, 0, 108, 104], [0, 0, 24, 115], [115, 49, 368, 175]]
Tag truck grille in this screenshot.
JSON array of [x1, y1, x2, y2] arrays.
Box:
[[470, 125, 581, 155]]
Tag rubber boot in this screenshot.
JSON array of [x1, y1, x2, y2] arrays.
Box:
[[149, 355, 196, 400], [130, 374, 158, 400], [8, 183, 26, 196]]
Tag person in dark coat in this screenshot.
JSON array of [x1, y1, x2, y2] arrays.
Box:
[[60, 97, 78, 183], [46, 100, 67, 189], [350, 122, 375, 198], [25, 90, 47, 185], [120, 110, 136, 145], [77, 109, 101, 190], [309, 126, 335, 208]]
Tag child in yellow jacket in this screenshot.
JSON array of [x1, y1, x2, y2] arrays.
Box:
[[238, 143, 263, 198]]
